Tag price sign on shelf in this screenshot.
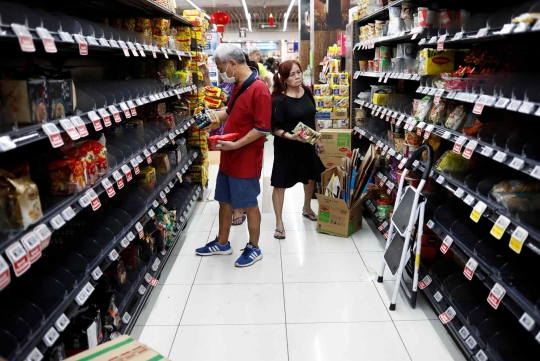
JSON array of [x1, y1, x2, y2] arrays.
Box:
[[59, 118, 80, 140], [418, 275, 432, 289], [101, 178, 116, 198], [462, 140, 478, 159], [121, 164, 133, 182], [86, 188, 101, 211], [42, 123, 64, 148], [481, 146, 494, 158], [439, 307, 456, 324], [112, 170, 124, 189], [470, 201, 487, 222], [509, 226, 528, 254], [440, 235, 453, 254], [490, 215, 511, 239], [487, 283, 506, 309], [87, 111, 103, 131], [70, 116, 89, 137], [463, 258, 478, 280], [493, 151, 508, 163]]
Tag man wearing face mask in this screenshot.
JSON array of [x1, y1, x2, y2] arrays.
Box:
[[195, 44, 271, 268]]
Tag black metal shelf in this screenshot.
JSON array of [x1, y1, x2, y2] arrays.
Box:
[[119, 185, 201, 336], [354, 125, 540, 256], [0, 117, 195, 270], [10, 148, 198, 361], [0, 85, 197, 152], [428, 217, 540, 341]]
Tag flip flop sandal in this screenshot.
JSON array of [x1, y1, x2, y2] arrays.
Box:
[[302, 212, 317, 221], [231, 214, 246, 226], [274, 229, 286, 239]]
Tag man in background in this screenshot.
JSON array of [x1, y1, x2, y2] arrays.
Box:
[[249, 48, 272, 88]]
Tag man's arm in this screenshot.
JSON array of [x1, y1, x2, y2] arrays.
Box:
[[218, 129, 265, 151]]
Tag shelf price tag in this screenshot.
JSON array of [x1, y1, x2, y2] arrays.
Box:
[[442, 131, 451, 140], [495, 97, 510, 109], [465, 335, 477, 350], [437, 35, 446, 50], [452, 32, 463, 40], [459, 326, 470, 340], [452, 136, 467, 154], [122, 312, 131, 324], [509, 226, 528, 254], [476, 350, 488, 361], [42, 327, 60, 347], [487, 283, 506, 309], [152, 258, 161, 272], [462, 140, 478, 159], [36, 27, 57, 53], [507, 99, 523, 112], [463, 258, 478, 280], [423, 124, 434, 139], [61, 206, 76, 222], [59, 118, 80, 140], [491, 215, 510, 239], [101, 178, 116, 198], [112, 171, 124, 189], [463, 194, 475, 205], [440, 235, 453, 254], [148, 209, 155, 218], [86, 188, 100, 211], [434, 291, 443, 302], [481, 146, 494, 158], [21, 233, 41, 263], [519, 312, 536, 331], [153, 200, 159, 208], [11, 24, 36, 52], [470, 201, 487, 222], [473, 101, 485, 115], [121, 164, 133, 181], [143, 149, 152, 163], [518, 101, 536, 114], [418, 275, 432, 289], [127, 231, 135, 242], [119, 102, 131, 118], [493, 151, 508, 163], [160, 191, 168, 204], [438, 306, 456, 324], [120, 237, 130, 248], [130, 158, 140, 175], [73, 34, 88, 55], [98, 108, 112, 127], [109, 249, 119, 261], [42, 123, 64, 148], [531, 165, 540, 180], [91, 267, 103, 281], [87, 111, 103, 131], [6, 242, 30, 277], [54, 313, 70, 332], [135, 222, 144, 239], [436, 175, 445, 184], [454, 187, 465, 198], [509, 157, 525, 171], [50, 214, 66, 230], [70, 116, 89, 137]]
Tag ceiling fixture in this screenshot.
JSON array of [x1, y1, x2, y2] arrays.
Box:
[[240, 0, 252, 31], [184, 0, 211, 19], [283, 0, 296, 31], [268, 0, 274, 26]]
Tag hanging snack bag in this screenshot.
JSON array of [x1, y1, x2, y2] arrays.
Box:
[[0, 169, 43, 230]]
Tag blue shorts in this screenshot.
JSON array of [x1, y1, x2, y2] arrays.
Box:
[[215, 171, 260, 209]]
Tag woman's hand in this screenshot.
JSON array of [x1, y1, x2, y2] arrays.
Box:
[[287, 132, 306, 143], [316, 139, 325, 153]]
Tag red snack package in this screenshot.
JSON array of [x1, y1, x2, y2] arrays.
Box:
[[81, 140, 108, 177], [46, 158, 87, 195], [66, 145, 98, 186], [208, 133, 240, 151]]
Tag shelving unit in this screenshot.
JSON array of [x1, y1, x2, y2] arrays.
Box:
[[0, 1, 208, 360], [350, 1, 540, 359]]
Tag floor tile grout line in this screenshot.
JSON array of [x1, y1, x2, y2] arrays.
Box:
[[167, 218, 206, 357], [278, 216, 291, 361]]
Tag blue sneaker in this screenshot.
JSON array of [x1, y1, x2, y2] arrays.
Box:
[[235, 243, 262, 267], [195, 238, 233, 256]]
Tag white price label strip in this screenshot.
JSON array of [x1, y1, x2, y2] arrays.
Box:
[[491, 215, 511, 239]]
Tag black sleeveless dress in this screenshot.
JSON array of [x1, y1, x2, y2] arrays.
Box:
[[270, 92, 325, 189]]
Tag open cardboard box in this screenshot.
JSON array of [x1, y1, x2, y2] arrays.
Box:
[[316, 166, 364, 237], [65, 335, 170, 361]]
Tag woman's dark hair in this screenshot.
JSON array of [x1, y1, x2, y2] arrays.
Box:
[[243, 53, 258, 70], [271, 60, 309, 101]]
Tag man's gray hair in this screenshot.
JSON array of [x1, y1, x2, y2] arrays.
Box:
[[248, 48, 261, 56], [214, 44, 246, 64]]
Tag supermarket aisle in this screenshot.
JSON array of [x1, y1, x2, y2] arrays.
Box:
[[131, 138, 465, 361]]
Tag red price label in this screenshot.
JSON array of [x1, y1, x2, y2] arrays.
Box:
[[440, 235, 453, 254], [487, 283, 506, 309], [418, 275, 432, 289], [463, 258, 478, 280], [439, 307, 456, 324], [0, 256, 10, 291], [133, 164, 140, 175], [79, 42, 88, 55], [473, 102, 485, 115]]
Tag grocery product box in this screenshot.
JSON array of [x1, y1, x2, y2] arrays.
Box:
[[418, 48, 455, 75], [0, 79, 49, 125], [319, 129, 356, 157], [65, 335, 170, 361], [316, 111, 348, 120]]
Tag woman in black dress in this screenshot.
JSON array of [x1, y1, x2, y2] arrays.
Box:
[[271, 60, 325, 239]]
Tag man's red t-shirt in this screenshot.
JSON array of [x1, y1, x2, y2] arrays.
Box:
[[220, 74, 271, 179]]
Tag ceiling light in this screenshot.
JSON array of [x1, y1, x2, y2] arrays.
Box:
[[185, 0, 211, 19], [240, 0, 252, 31], [283, 0, 296, 31]]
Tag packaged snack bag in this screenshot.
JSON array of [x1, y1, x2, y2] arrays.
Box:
[[46, 158, 87, 195], [0, 169, 43, 230], [293, 122, 321, 145]]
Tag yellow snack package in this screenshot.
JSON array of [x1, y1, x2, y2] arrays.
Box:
[[339, 72, 349, 85], [314, 84, 331, 96], [334, 96, 350, 108], [315, 96, 334, 108], [316, 107, 332, 113]]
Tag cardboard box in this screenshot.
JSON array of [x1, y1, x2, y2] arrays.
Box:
[[316, 194, 363, 237], [316, 111, 348, 120], [319, 129, 355, 157], [65, 335, 170, 361], [0, 79, 49, 125], [316, 166, 363, 237], [319, 156, 344, 169]]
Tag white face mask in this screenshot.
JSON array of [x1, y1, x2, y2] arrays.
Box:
[[220, 62, 236, 84]]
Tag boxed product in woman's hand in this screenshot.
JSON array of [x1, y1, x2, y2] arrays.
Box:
[[208, 133, 240, 150], [293, 122, 321, 145]]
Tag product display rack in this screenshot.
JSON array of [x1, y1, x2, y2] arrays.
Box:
[[0, 1, 208, 360], [351, 1, 540, 359]]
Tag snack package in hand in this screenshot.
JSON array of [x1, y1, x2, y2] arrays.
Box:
[[292, 122, 321, 145], [208, 133, 240, 150]]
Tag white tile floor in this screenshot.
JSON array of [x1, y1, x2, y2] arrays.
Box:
[[131, 138, 465, 361]]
